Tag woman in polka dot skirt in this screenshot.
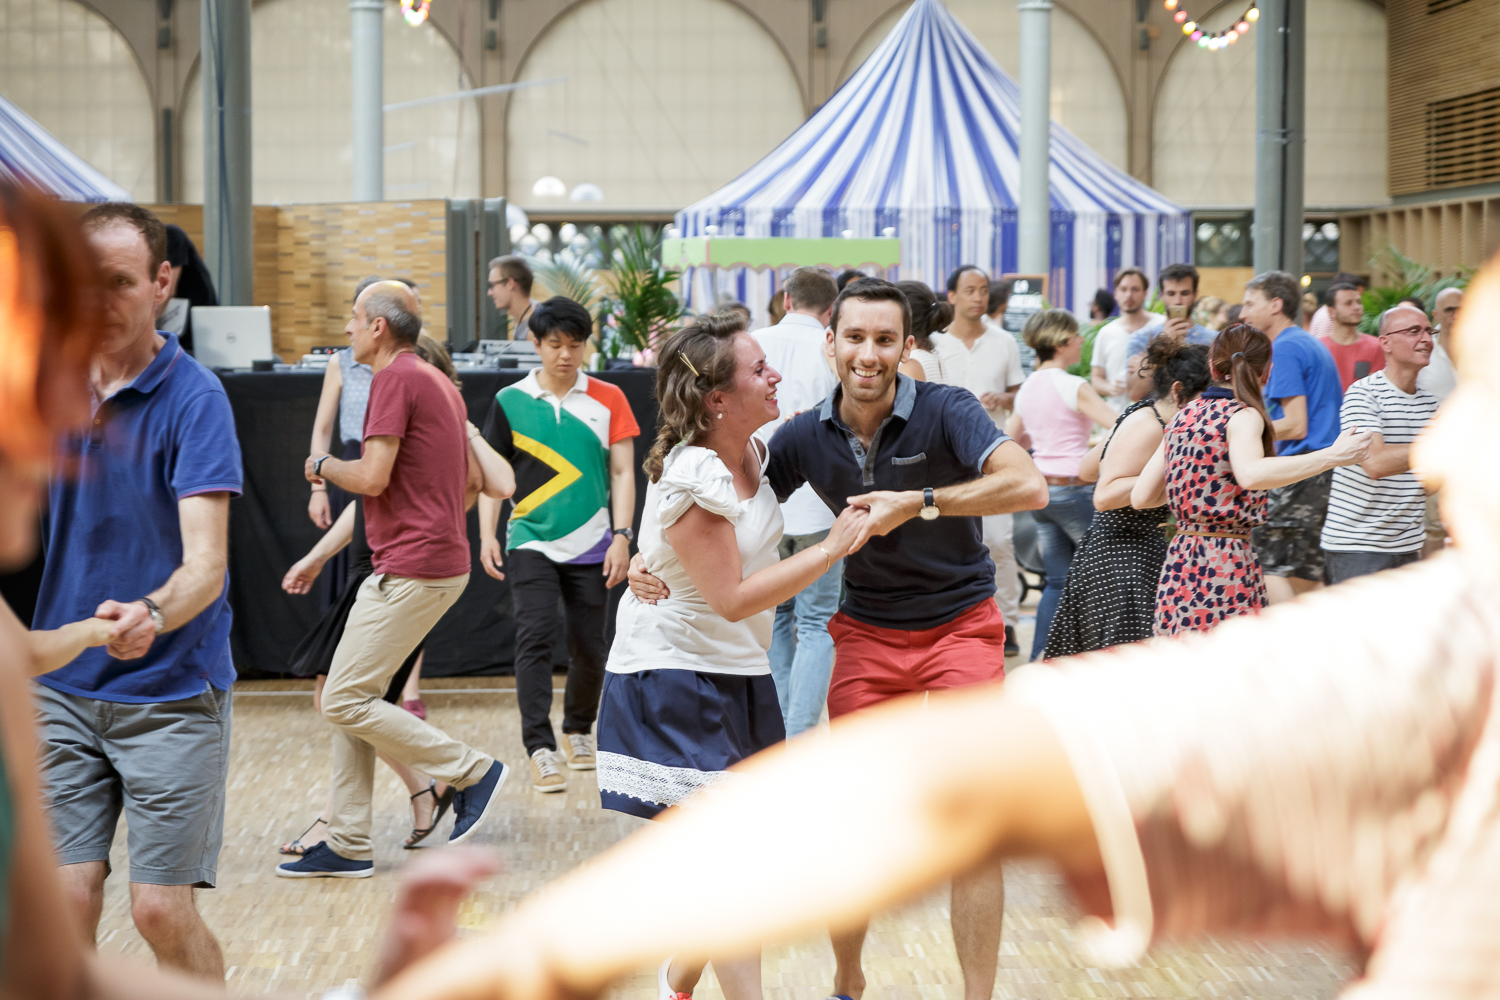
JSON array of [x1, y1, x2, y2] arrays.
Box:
[[1041, 337, 1211, 658], [1131, 324, 1373, 636]]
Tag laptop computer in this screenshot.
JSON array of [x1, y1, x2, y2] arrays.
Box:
[[190, 306, 275, 369]]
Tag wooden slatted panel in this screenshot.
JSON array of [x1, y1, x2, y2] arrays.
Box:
[[1388, 0, 1500, 197], [1339, 194, 1500, 283]]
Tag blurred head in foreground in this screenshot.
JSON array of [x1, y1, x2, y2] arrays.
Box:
[[0, 184, 104, 569]]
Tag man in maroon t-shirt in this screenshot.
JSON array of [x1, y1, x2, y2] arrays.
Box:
[[278, 282, 508, 879], [1316, 282, 1385, 392]]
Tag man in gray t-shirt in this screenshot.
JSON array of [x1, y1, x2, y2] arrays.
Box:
[[486, 253, 542, 340]]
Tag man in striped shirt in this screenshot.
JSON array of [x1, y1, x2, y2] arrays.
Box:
[[1319, 304, 1439, 584]]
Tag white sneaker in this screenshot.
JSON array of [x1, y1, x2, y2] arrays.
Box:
[[529, 747, 566, 793], [659, 957, 691, 1000], [562, 731, 596, 770]]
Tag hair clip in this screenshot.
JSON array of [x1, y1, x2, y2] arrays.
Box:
[[1230, 351, 1245, 362], [681, 355, 702, 378]]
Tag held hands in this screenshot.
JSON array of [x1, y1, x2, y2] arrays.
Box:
[[842, 490, 920, 554], [282, 554, 326, 595], [94, 600, 156, 660], [627, 552, 669, 604], [480, 537, 506, 581], [822, 504, 872, 559], [1327, 426, 1377, 467]]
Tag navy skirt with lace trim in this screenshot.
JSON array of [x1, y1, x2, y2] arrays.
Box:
[[596, 669, 785, 819]]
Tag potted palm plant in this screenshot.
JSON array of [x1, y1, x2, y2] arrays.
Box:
[[593, 224, 685, 365]]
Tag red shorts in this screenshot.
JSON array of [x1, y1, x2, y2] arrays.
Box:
[[825, 599, 1007, 720]]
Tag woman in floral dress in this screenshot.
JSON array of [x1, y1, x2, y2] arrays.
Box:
[[1131, 324, 1373, 635]]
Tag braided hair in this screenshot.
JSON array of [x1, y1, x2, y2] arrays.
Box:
[[642, 312, 747, 482]]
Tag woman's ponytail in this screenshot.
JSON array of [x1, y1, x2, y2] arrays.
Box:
[[1211, 323, 1276, 456]]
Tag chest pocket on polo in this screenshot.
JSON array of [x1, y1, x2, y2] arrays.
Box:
[[888, 452, 928, 488]]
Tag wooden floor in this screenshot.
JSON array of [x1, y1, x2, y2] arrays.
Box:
[[91, 611, 1357, 998]]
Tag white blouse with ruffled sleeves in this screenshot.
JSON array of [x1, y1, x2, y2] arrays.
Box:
[[607, 442, 784, 676]]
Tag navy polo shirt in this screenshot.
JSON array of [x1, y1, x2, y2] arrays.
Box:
[[34, 334, 243, 703], [767, 375, 1008, 630]]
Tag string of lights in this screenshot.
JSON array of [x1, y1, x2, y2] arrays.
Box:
[[1164, 0, 1258, 50], [401, 0, 430, 24]]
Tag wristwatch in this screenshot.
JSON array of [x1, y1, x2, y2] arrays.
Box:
[[135, 597, 166, 634], [312, 454, 330, 477], [919, 487, 940, 521], [612, 527, 635, 542]]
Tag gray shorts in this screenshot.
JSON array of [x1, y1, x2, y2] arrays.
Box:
[[1252, 470, 1333, 581], [35, 683, 233, 887]]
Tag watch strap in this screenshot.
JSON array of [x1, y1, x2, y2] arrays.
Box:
[[924, 487, 935, 508], [135, 597, 166, 634], [313, 454, 329, 476]]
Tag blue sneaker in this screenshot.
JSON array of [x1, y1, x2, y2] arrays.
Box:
[[275, 841, 374, 879], [449, 760, 508, 845]]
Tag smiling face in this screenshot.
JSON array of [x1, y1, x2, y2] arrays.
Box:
[[1378, 305, 1434, 369], [706, 331, 781, 431], [831, 297, 912, 405], [87, 222, 169, 355]]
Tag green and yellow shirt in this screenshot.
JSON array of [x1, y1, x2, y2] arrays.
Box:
[[482, 370, 640, 564]]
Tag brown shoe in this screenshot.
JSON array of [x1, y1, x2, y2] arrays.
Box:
[[529, 747, 566, 792], [561, 732, 596, 771]]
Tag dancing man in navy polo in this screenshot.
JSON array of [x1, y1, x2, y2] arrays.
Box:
[[632, 278, 1047, 1000]]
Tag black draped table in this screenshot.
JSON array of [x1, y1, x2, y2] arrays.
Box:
[[206, 369, 657, 678]]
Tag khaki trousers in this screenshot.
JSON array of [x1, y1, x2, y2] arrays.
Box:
[[323, 571, 491, 859]]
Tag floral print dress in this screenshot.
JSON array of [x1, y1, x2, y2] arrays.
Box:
[[1153, 386, 1268, 635]]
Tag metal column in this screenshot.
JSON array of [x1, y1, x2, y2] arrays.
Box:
[[1017, 0, 1052, 277], [1252, 0, 1305, 275], [201, 0, 252, 304], [351, 0, 384, 202]]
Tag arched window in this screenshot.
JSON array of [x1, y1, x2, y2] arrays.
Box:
[[840, 0, 1128, 171], [0, 0, 155, 199], [507, 0, 806, 209], [181, 0, 480, 204], [1153, 0, 1386, 208]]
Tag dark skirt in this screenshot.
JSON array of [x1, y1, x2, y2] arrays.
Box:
[[1041, 504, 1170, 659], [596, 669, 785, 819], [288, 568, 420, 704]]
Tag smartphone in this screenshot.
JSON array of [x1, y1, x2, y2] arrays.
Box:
[[1167, 304, 1189, 321]]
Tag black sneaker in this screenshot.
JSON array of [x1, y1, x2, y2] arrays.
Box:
[[449, 760, 509, 845], [275, 841, 373, 879], [1004, 625, 1020, 656]]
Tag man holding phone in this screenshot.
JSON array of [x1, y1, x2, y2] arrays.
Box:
[[1316, 282, 1386, 391], [1124, 263, 1218, 401]]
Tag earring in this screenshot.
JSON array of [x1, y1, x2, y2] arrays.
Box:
[[716, 412, 724, 420]]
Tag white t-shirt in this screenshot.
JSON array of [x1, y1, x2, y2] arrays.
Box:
[[1091, 314, 1163, 412], [930, 325, 1024, 429], [752, 313, 837, 535], [1320, 371, 1439, 554], [608, 445, 783, 676], [1416, 341, 1456, 404]]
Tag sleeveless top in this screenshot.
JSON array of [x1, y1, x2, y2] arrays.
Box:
[[607, 442, 783, 677], [1098, 398, 1170, 534], [337, 348, 374, 446], [1013, 367, 1093, 477], [909, 348, 946, 384], [1162, 388, 1268, 531]]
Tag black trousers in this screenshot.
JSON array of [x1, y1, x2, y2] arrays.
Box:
[[508, 548, 609, 755]]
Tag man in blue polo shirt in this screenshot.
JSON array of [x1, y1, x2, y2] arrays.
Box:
[[32, 204, 241, 980], [632, 278, 1048, 1000], [1241, 269, 1345, 604]]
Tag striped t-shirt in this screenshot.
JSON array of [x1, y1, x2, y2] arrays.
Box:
[[1319, 371, 1437, 554]]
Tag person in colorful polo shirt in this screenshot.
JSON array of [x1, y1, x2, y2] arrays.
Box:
[[478, 297, 640, 793]]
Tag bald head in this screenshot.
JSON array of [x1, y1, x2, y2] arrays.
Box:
[[358, 280, 422, 344], [1435, 286, 1464, 338], [1378, 303, 1428, 337]]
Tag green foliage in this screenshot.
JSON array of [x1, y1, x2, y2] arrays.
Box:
[[1068, 319, 1106, 378], [593, 225, 686, 359], [530, 252, 599, 309], [1357, 247, 1471, 335]]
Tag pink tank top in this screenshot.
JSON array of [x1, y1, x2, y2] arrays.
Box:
[[1013, 368, 1093, 477]]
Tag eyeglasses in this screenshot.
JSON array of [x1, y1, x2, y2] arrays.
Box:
[[1381, 324, 1434, 339], [487, 279, 509, 290]]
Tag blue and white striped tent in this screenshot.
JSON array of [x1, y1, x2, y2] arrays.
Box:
[[0, 93, 128, 202], [676, 0, 1191, 318]]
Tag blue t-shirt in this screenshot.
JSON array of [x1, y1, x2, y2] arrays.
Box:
[[767, 376, 1008, 630], [35, 335, 243, 703], [1264, 326, 1343, 456], [1125, 323, 1219, 359]]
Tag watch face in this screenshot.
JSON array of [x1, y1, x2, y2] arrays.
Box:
[[920, 505, 939, 521]]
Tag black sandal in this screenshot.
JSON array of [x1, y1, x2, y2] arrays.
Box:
[[279, 816, 329, 855], [404, 779, 455, 849]]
